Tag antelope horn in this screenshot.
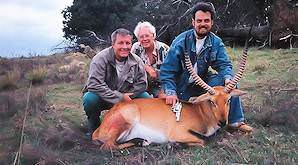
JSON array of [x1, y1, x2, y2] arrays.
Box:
[[224, 40, 249, 93], [185, 54, 216, 95]]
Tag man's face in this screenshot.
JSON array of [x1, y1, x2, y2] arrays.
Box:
[[192, 10, 213, 38], [137, 27, 155, 49], [112, 34, 132, 61]]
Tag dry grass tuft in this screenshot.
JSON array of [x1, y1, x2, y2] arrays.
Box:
[[252, 60, 270, 73], [0, 68, 21, 90], [226, 46, 238, 62], [26, 66, 47, 84]]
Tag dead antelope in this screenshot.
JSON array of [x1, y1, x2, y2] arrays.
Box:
[[92, 42, 250, 150]]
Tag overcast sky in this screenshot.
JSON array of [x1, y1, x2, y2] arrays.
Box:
[[0, 0, 73, 57]]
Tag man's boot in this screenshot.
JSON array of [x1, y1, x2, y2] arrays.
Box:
[[86, 117, 100, 140]]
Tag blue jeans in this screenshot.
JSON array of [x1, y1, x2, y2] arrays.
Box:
[[186, 73, 244, 124], [82, 91, 152, 132]]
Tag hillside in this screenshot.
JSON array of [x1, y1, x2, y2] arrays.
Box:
[[0, 48, 297, 164]]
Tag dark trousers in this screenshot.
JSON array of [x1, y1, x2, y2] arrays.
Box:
[[82, 91, 152, 133]]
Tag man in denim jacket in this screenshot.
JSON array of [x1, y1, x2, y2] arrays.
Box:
[[160, 2, 252, 132]]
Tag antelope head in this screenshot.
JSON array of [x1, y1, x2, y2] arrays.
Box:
[[184, 41, 249, 126]]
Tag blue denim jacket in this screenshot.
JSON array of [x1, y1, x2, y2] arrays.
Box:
[[160, 29, 233, 100]]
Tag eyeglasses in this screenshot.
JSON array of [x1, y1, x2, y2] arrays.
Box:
[[138, 34, 153, 39]]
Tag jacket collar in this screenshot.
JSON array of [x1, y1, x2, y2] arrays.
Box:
[[136, 41, 160, 56], [190, 29, 212, 53]]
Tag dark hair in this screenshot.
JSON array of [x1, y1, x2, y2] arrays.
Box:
[[111, 28, 132, 44], [192, 2, 216, 20]]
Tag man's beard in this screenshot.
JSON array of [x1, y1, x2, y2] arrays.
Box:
[[196, 31, 210, 39], [197, 32, 208, 38], [196, 27, 210, 38]]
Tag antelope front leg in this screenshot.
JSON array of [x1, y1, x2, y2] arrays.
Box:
[[117, 142, 136, 149], [100, 140, 118, 150], [100, 141, 136, 150], [174, 133, 205, 147], [185, 141, 205, 147]]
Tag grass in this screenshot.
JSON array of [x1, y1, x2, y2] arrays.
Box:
[[230, 47, 298, 108], [45, 83, 86, 129], [0, 48, 297, 164], [46, 83, 83, 105]]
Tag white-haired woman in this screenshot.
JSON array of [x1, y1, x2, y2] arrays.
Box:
[[131, 21, 169, 98]]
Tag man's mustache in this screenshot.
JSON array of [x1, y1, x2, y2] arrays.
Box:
[[199, 26, 208, 29]]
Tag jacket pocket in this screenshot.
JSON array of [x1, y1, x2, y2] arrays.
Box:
[[209, 51, 217, 62], [126, 76, 134, 84], [196, 59, 208, 77], [120, 71, 134, 92]]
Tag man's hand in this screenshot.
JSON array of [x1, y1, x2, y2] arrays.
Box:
[[225, 79, 236, 89], [145, 65, 157, 79], [123, 93, 133, 101], [165, 95, 178, 106], [224, 79, 231, 86]]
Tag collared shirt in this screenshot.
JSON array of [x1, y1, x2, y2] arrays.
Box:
[[131, 40, 169, 96], [131, 41, 169, 70]]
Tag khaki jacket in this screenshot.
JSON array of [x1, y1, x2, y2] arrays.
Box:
[[84, 47, 147, 104]]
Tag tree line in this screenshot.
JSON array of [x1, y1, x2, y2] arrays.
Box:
[[62, 0, 297, 49]]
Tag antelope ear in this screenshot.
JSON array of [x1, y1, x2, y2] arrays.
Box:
[[188, 97, 197, 102], [189, 93, 211, 104], [229, 89, 247, 97]]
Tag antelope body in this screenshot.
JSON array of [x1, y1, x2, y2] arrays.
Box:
[[92, 86, 246, 149]]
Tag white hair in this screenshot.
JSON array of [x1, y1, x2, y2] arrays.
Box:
[[133, 21, 156, 38]]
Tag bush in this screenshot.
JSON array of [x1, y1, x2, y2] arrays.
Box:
[[0, 68, 21, 90], [26, 66, 47, 84], [252, 60, 269, 73]]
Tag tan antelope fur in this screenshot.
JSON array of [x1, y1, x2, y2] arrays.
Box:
[[92, 86, 246, 150]]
